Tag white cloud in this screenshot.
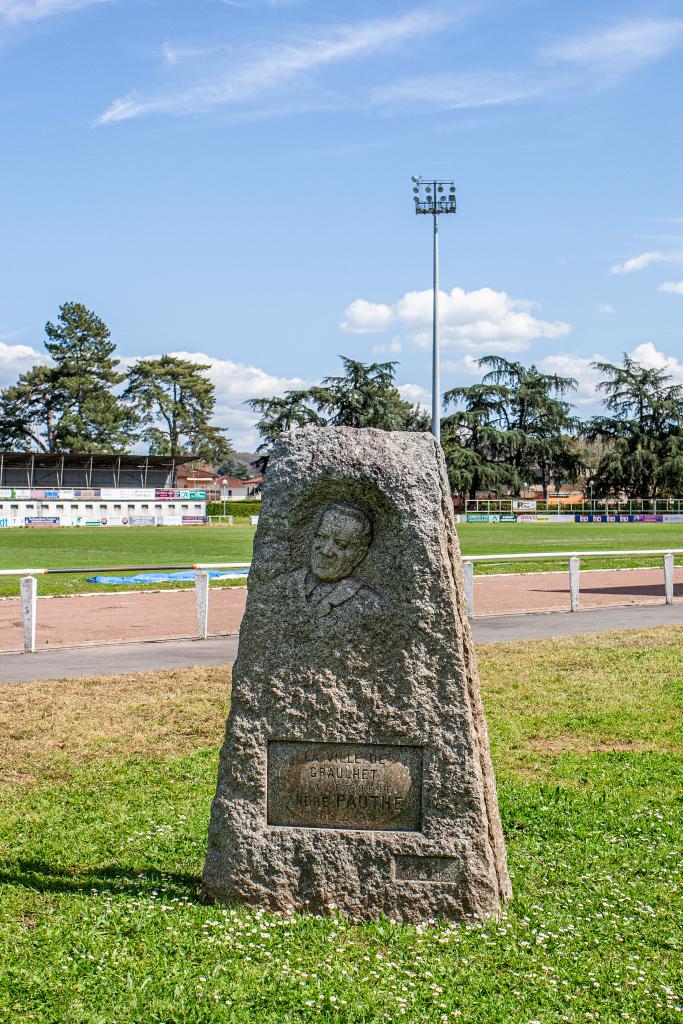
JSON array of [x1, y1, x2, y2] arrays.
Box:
[[342, 299, 392, 334], [371, 337, 402, 355], [610, 250, 682, 274], [597, 303, 614, 314], [341, 286, 570, 354], [97, 8, 455, 124], [164, 350, 309, 449], [536, 343, 683, 409], [658, 280, 683, 295], [540, 17, 683, 77], [629, 342, 683, 384], [398, 382, 430, 412], [0, 0, 109, 22], [0, 339, 43, 386], [537, 353, 605, 407]]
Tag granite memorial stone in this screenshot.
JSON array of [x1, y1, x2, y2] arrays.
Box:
[[202, 426, 511, 922]]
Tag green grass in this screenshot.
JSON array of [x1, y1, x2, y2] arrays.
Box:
[[0, 521, 681, 597], [0, 525, 255, 598], [455, 521, 683, 575], [0, 628, 681, 1023]]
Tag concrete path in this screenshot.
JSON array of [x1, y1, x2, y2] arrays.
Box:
[[1, 603, 680, 684]]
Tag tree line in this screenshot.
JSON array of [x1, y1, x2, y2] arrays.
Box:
[[250, 353, 683, 500], [0, 302, 239, 470], [3, 301, 682, 499]]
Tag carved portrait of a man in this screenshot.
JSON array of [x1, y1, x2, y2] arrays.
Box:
[[296, 501, 381, 618]]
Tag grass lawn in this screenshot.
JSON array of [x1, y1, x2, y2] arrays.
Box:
[[1, 627, 681, 1023], [0, 521, 681, 598]]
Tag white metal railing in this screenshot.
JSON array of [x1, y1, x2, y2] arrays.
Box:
[[461, 549, 682, 618], [1, 548, 680, 654]]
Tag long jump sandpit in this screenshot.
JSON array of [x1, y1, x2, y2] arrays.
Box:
[[0, 566, 681, 653]]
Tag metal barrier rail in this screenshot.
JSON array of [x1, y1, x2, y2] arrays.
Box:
[[461, 548, 682, 618], [3, 549, 681, 653], [4, 563, 251, 654]]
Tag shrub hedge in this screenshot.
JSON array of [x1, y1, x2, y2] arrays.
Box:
[[206, 499, 261, 519]]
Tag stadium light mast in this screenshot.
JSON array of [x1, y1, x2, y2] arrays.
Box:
[[411, 176, 457, 443]]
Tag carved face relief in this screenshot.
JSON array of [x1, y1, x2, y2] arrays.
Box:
[[310, 504, 372, 583]]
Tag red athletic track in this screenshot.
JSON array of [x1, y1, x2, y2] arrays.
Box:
[[0, 566, 681, 653]]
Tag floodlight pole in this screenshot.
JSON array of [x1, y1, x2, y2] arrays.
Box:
[[432, 208, 440, 442], [411, 176, 456, 445]]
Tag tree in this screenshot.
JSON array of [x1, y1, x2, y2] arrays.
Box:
[[44, 302, 134, 452], [585, 354, 683, 498], [441, 383, 522, 500], [124, 355, 233, 464], [312, 358, 430, 431], [0, 366, 61, 452], [248, 357, 429, 470], [442, 357, 582, 501]]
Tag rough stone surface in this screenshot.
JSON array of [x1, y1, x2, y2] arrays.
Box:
[[202, 426, 511, 922]]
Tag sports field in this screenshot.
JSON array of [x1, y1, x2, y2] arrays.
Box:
[[0, 521, 681, 597]]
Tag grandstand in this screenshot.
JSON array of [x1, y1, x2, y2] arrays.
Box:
[[0, 452, 207, 528]]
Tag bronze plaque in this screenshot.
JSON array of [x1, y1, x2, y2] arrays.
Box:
[[267, 741, 422, 831], [394, 855, 463, 884]]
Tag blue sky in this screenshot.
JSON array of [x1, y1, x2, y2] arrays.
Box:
[[1, 0, 682, 448]]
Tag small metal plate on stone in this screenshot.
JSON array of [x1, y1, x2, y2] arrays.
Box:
[[268, 741, 422, 831], [394, 855, 463, 884]]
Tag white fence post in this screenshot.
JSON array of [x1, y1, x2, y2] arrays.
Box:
[[195, 571, 209, 639], [20, 575, 37, 653], [463, 560, 474, 619], [569, 556, 580, 612], [664, 553, 674, 605]]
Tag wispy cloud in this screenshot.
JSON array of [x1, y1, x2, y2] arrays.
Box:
[[659, 280, 683, 295], [372, 71, 539, 111], [0, 0, 110, 23], [539, 17, 683, 79], [610, 251, 682, 274], [97, 8, 457, 125]]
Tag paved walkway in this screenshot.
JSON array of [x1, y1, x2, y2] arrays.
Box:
[[0, 566, 680, 653], [1, 603, 680, 684]]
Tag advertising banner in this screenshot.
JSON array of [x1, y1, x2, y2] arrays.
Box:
[[25, 516, 60, 527], [512, 499, 537, 512], [72, 489, 101, 499], [663, 514, 683, 523], [0, 489, 11, 500], [100, 487, 156, 501], [128, 515, 156, 527], [182, 515, 208, 525], [179, 490, 207, 500], [499, 513, 517, 522], [466, 513, 490, 522], [155, 490, 176, 499]]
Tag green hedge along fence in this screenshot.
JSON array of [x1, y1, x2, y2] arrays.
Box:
[[206, 500, 261, 519]]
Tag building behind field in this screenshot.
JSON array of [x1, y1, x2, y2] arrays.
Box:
[[0, 452, 207, 528]]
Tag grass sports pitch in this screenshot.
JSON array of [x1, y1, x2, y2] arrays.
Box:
[[0, 520, 681, 597]]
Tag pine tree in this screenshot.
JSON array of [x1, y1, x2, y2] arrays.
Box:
[[44, 302, 134, 452], [124, 354, 233, 464]]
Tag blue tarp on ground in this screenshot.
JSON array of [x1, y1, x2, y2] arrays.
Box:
[[86, 569, 248, 585]]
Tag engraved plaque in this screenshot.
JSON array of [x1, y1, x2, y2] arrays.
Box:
[[394, 855, 463, 884], [268, 741, 422, 831]]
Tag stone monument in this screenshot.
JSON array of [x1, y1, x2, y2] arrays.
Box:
[[202, 426, 511, 922]]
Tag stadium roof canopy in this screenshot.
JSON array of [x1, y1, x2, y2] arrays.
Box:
[[0, 452, 198, 489]]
